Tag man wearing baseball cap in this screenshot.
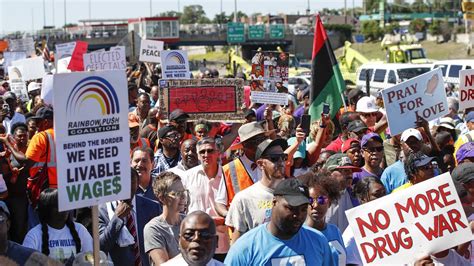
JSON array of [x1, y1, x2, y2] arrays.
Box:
[[152, 125, 181, 176], [392, 152, 436, 193], [454, 111, 474, 160], [225, 179, 333, 265], [456, 142, 474, 164], [323, 153, 360, 232], [341, 138, 363, 167], [225, 138, 287, 244], [354, 133, 384, 183]]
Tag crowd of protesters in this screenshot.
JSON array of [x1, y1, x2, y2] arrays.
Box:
[[0, 55, 473, 266]]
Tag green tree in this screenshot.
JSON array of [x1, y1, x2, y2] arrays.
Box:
[[409, 18, 427, 33], [213, 12, 229, 24], [180, 5, 210, 24], [228, 11, 248, 22], [158, 11, 182, 17], [361, 20, 384, 41]]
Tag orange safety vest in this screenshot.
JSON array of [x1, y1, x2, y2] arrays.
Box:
[[29, 131, 57, 188], [222, 158, 254, 205], [130, 138, 150, 154]]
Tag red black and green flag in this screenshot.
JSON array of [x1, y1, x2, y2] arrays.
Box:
[[309, 15, 346, 121]]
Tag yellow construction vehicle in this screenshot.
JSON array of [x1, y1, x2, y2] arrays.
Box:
[[338, 41, 372, 85]]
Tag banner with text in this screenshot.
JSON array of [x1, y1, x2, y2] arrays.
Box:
[[83, 46, 126, 71], [55, 42, 77, 61], [459, 69, 474, 111], [53, 70, 131, 211], [11, 57, 46, 81], [381, 68, 448, 136], [8, 37, 35, 56], [346, 173, 473, 265], [160, 50, 190, 79], [159, 78, 245, 121], [139, 39, 164, 63], [2, 52, 27, 70]]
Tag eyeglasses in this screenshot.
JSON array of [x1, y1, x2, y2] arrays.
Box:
[[165, 133, 181, 140], [181, 229, 215, 242], [198, 148, 215, 155], [417, 164, 434, 171], [361, 112, 377, 117], [262, 153, 288, 163], [167, 189, 189, 200], [363, 146, 384, 153], [309, 195, 329, 208]]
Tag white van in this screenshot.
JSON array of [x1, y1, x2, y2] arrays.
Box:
[[432, 60, 474, 86], [356, 63, 432, 96]]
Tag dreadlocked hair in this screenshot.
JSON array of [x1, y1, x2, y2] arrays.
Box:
[[66, 219, 82, 254]]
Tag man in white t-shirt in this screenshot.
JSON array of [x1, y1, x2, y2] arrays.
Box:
[[225, 138, 288, 244], [183, 137, 229, 259]]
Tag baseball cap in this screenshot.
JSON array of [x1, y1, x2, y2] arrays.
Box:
[[158, 125, 178, 139], [27, 82, 41, 92], [169, 109, 190, 122], [238, 121, 273, 143], [437, 117, 456, 130], [466, 111, 474, 123], [341, 138, 360, 153], [273, 179, 311, 206], [347, 120, 368, 133], [323, 153, 361, 172], [244, 109, 256, 119], [0, 201, 10, 217], [456, 142, 474, 163], [452, 162, 474, 184], [287, 137, 306, 159], [400, 128, 422, 142], [255, 139, 288, 161], [3, 91, 16, 101], [413, 154, 435, 168], [347, 89, 365, 102], [356, 96, 379, 113], [32, 106, 54, 120], [361, 132, 383, 147]]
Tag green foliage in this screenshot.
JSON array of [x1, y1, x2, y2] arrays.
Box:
[[428, 20, 441, 35], [361, 21, 383, 41], [384, 22, 400, 34], [325, 24, 353, 39], [158, 11, 182, 17], [228, 11, 248, 22], [213, 12, 229, 24], [409, 19, 427, 34], [180, 5, 210, 24]]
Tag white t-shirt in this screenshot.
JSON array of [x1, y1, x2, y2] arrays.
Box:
[[23, 222, 93, 263], [225, 181, 274, 234], [342, 225, 362, 265], [183, 164, 229, 254]]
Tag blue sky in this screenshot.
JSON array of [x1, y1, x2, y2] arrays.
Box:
[[0, 0, 364, 33]]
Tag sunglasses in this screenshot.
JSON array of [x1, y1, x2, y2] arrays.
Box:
[[363, 146, 384, 153], [198, 148, 215, 155], [262, 153, 288, 163], [417, 163, 434, 171], [361, 112, 377, 117], [181, 229, 215, 242], [165, 133, 181, 140], [309, 195, 329, 207]]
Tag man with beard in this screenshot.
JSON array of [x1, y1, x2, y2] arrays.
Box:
[[162, 211, 223, 266], [169, 139, 199, 178], [225, 139, 287, 244], [152, 125, 181, 176], [225, 179, 333, 265]]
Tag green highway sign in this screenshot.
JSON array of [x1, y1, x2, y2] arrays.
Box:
[[227, 22, 245, 43], [248, 25, 265, 40], [270, 24, 285, 39]]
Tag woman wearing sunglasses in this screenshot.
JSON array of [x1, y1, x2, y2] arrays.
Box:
[[144, 171, 189, 266], [306, 171, 346, 266]]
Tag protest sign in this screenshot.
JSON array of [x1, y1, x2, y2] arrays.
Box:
[[160, 50, 191, 79], [11, 57, 45, 81], [139, 39, 164, 63], [381, 68, 448, 136], [83, 46, 126, 71], [53, 70, 131, 211], [346, 173, 473, 265], [7, 66, 24, 80], [0, 41, 8, 52], [250, 50, 289, 105], [8, 37, 35, 56], [459, 69, 474, 111], [2, 51, 27, 69], [57, 57, 72, 73], [55, 42, 76, 61], [159, 78, 245, 122], [9, 81, 29, 102], [41, 74, 54, 106], [67, 41, 89, 71]]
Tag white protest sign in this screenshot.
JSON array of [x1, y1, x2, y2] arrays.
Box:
[[11, 57, 46, 81], [55, 42, 76, 61], [10, 81, 29, 102], [7, 66, 24, 80], [139, 39, 164, 63], [53, 70, 131, 211], [41, 74, 54, 106], [56, 57, 72, 74], [2, 52, 27, 69], [346, 173, 473, 265], [83, 46, 126, 71], [381, 68, 448, 136], [8, 37, 35, 56], [459, 69, 474, 111], [160, 50, 191, 79], [251, 91, 289, 105]]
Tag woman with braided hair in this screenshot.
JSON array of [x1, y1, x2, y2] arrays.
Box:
[[22, 188, 93, 263]]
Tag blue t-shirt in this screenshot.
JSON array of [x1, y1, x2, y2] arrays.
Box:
[[320, 224, 346, 266], [225, 223, 334, 266], [380, 160, 407, 194]]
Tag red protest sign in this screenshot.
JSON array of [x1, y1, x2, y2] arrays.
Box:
[[0, 41, 8, 52], [67, 41, 88, 71], [159, 79, 244, 122]]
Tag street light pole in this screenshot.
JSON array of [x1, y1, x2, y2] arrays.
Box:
[[150, 0, 152, 17], [88, 0, 91, 21], [52, 0, 55, 27], [234, 0, 237, 22], [64, 0, 67, 27], [43, 0, 46, 28]]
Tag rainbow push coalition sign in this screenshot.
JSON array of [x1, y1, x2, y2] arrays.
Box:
[[53, 71, 130, 211]]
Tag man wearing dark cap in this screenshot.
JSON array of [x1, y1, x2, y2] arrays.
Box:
[[456, 142, 474, 164], [225, 179, 333, 265], [325, 111, 360, 152], [353, 133, 384, 182], [1, 91, 25, 135], [393, 151, 436, 193], [341, 138, 363, 167], [454, 111, 474, 160], [347, 120, 368, 140], [452, 162, 474, 211], [225, 138, 287, 244], [152, 125, 181, 176], [168, 108, 192, 144], [323, 153, 360, 232]]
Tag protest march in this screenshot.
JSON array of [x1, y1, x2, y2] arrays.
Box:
[[1, 4, 474, 266]]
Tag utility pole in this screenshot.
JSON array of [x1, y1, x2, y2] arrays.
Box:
[[64, 0, 67, 27], [344, 0, 347, 24], [150, 0, 152, 16], [89, 0, 91, 21], [52, 0, 55, 27], [43, 0, 46, 28]]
